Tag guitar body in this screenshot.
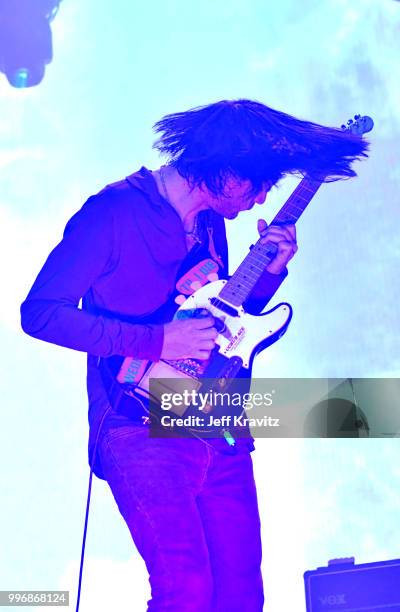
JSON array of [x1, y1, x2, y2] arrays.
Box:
[[176, 279, 292, 370], [102, 279, 292, 434]]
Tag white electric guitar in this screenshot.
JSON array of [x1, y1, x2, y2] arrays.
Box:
[[101, 115, 373, 434]]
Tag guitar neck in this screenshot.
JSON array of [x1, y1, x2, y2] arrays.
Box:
[[218, 177, 323, 308], [272, 177, 322, 225]]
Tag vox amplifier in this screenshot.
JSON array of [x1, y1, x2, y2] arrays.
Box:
[[304, 556, 400, 611]]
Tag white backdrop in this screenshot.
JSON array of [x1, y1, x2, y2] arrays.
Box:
[[1, 1, 399, 610]]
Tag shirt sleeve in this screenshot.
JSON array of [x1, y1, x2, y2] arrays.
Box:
[[20, 194, 164, 360], [242, 267, 288, 315]]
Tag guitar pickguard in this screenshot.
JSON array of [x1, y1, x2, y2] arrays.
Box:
[[177, 280, 292, 368], [115, 279, 292, 395]]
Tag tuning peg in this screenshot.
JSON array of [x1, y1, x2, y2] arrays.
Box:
[[361, 116, 374, 133], [339, 115, 374, 134]]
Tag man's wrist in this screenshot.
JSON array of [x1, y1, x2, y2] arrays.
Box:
[[265, 264, 287, 275]]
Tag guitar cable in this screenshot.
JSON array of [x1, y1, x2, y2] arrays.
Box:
[[75, 366, 128, 612], [75, 400, 113, 612]]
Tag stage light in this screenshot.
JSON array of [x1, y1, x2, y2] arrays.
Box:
[[0, 0, 62, 88]]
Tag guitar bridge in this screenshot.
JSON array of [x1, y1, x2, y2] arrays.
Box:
[[165, 358, 204, 378], [134, 360, 202, 416]]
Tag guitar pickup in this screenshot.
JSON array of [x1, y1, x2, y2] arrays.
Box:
[[209, 297, 239, 317]]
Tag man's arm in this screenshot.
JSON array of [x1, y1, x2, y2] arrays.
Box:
[[243, 267, 288, 315], [20, 193, 164, 360]]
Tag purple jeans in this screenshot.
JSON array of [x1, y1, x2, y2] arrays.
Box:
[[98, 425, 264, 611]]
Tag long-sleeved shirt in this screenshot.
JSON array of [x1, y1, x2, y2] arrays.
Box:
[[20, 167, 287, 479]]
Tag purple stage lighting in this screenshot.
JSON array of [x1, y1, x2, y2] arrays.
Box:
[[0, 0, 62, 88]]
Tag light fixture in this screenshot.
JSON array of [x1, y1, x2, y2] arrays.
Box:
[[0, 0, 62, 88]]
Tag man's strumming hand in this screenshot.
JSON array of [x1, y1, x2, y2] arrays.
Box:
[[257, 219, 298, 274], [161, 316, 218, 361]]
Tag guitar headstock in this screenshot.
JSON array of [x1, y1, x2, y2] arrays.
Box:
[[341, 114, 374, 136]]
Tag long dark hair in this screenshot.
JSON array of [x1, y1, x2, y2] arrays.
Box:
[[153, 99, 369, 196]]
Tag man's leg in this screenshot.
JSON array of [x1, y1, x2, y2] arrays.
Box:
[[197, 446, 264, 612], [98, 426, 215, 612]]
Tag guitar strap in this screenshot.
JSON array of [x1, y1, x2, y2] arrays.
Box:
[[168, 210, 226, 309]]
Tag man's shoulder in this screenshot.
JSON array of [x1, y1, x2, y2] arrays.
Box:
[[95, 178, 139, 204], [93, 180, 131, 208], [85, 172, 151, 219], [92, 167, 157, 211]]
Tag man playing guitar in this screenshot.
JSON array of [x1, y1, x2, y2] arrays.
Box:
[[21, 99, 368, 611]]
